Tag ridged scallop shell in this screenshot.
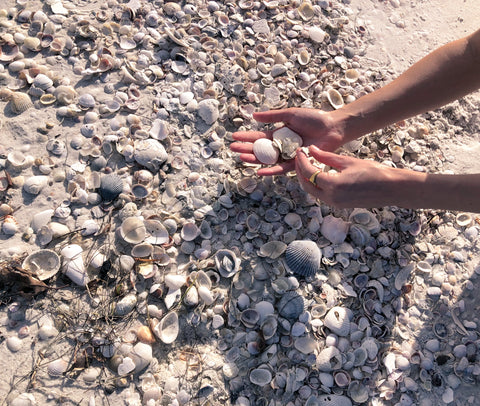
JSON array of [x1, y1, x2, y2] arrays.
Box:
[[32, 73, 53, 90], [9, 92, 34, 114], [285, 240, 321, 276], [120, 217, 146, 244], [277, 291, 304, 319], [324, 306, 352, 337], [215, 249, 241, 278], [47, 358, 69, 376], [22, 249, 61, 280], [253, 138, 279, 165], [99, 173, 123, 201], [326, 88, 344, 110]]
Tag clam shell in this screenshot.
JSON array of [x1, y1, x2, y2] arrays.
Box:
[[347, 381, 368, 403], [131, 242, 153, 258], [99, 173, 123, 201], [144, 220, 169, 245], [259, 241, 287, 259], [324, 306, 352, 337], [120, 217, 146, 244], [23, 175, 48, 195], [32, 73, 53, 90], [0, 42, 19, 62], [47, 358, 69, 376], [78, 93, 95, 109], [180, 221, 200, 241], [9, 92, 34, 114], [61, 244, 88, 286], [39, 94, 56, 105], [22, 249, 61, 280], [6, 336, 23, 352], [153, 311, 179, 344], [114, 293, 137, 316], [249, 368, 272, 386], [345, 69, 360, 83], [326, 88, 344, 110], [215, 249, 241, 278], [316, 347, 343, 372], [316, 394, 352, 406], [285, 240, 322, 276], [253, 138, 279, 165], [133, 139, 168, 172], [240, 309, 260, 328], [277, 291, 304, 319], [130, 342, 152, 373], [261, 315, 278, 340]]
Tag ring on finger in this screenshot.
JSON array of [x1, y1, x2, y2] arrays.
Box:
[[309, 170, 321, 185]]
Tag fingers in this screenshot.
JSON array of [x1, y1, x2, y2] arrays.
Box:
[[295, 156, 324, 198], [257, 161, 295, 176], [232, 130, 272, 142], [238, 153, 262, 165], [230, 142, 253, 154], [296, 150, 325, 187], [253, 109, 294, 124], [308, 145, 349, 170]]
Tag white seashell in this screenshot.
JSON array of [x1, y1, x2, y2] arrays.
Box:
[[49, 222, 70, 238], [294, 337, 317, 354], [32, 73, 53, 90], [81, 219, 100, 236], [120, 217, 146, 244], [316, 394, 352, 406], [38, 324, 58, 340], [89, 251, 106, 269], [253, 138, 280, 165], [78, 93, 96, 109], [133, 139, 168, 172], [23, 175, 48, 195], [197, 285, 215, 305], [261, 315, 278, 340], [285, 240, 322, 276], [198, 99, 219, 125], [6, 336, 23, 352], [10, 393, 37, 406], [180, 221, 200, 241], [22, 249, 60, 280], [114, 293, 137, 316], [309, 26, 326, 43], [215, 249, 241, 278], [130, 342, 152, 373], [61, 244, 88, 286], [164, 274, 186, 290], [144, 220, 169, 245], [47, 358, 69, 376], [297, 49, 311, 66], [117, 357, 136, 376], [131, 242, 153, 258], [184, 285, 199, 306], [149, 119, 169, 140], [321, 215, 349, 244], [326, 88, 344, 110], [316, 347, 343, 372], [456, 212, 472, 227], [345, 69, 360, 83], [2, 215, 19, 235], [249, 368, 272, 386], [324, 307, 352, 337], [7, 151, 33, 169], [153, 311, 179, 344], [9, 91, 34, 114]]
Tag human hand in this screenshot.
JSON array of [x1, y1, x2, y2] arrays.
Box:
[[295, 145, 400, 209], [230, 108, 345, 176]]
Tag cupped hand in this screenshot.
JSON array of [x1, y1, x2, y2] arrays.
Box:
[[230, 108, 345, 176], [295, 145, 400, 209]]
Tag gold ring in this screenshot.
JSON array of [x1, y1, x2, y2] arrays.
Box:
[[309, 170, 321, 185]]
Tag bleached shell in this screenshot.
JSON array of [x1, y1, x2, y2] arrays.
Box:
[[149, 118, 169, 140], [321, 215, 349, 244], [345, 69, 360, 83], [348, 224, 371, 246], [259, 241, 287, 259], [309, 26, 326, 43], [316, 394, 352, 406], [261, 315, 278, 340], [180, 221, 200, 241], [7, 151, 33, 169], [316, 347, 343, 372], [197, 99, 219, 125], [120, 217, 146, 244], [249, 368, 272, 386], [6, 336, 23, 352], [133, 139, 168, 172], [144, 220, 169, 245], [114, 293, 137, 316], [326, 88, 344, 109], [2, 216, 18, 235], [54, 85, 77, 105], [0, 42, 19, 62], [348, 208, 380, 233], [297, 49, 311, 66], [38, 324, 58, 340], [197, 285, 215, 305], [456, 212, 472, 227], [285, 240, 321, 276], [61, 244, 88, 286], [347, 381, 369, 403], [164, 274, 186, 290], [10, 393, 37, 406], [294, 336, 317, 354], [284, 212, 303, 229], [153, 311, 179, 344], [184, 285, 199, 306], [253, 138, 279, 165], [23, 36, 41, 51], [99, 173, 123, 201], [39, 94, 56, 105], [32, 73, 53, 90], [215, 249, 241, 278], [324, 306, 352, 337], [131, 242, 153, 258], [47, 358, 69, 376], [78, 93, 95, 108], [277, 291, 304, 319], [9, 92, 34, 114], [130, 342, 152, 373], [23, 175, 48, 195], [22, 249, 60, 280]]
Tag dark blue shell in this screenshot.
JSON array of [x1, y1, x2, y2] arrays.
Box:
[[99, 174, 123, 201], [277, 291, 304, 319], [285, 240, 321, 276]]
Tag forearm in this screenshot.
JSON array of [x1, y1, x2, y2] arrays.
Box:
[[332, 29, 480, 141], [384, 169, 480, 212]]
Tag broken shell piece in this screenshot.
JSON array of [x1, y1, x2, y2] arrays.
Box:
[[253, 138, 280, 165], [316, 394, 352, 406], [316, 347, 343, 372], [22, 249, 60, 280], [285, 240, 322, 276], [61, 244, 88, 286], [321, 215, 349, 244], [272, 127, 303, 160], [326, 88, 344, 110]]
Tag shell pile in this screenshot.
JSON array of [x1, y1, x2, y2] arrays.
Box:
[[0, 0, 480, 405]]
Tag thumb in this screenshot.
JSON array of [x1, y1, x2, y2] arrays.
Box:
[[308, 146, 350, 170], [253, 109, 293, 123]]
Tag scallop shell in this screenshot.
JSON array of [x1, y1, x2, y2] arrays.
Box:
[[23, 175, 48, 195], [324, 306, 352, 337], [285, 240, 322, 276], [272, 127, 304, 160], [33, 73, 53, 90], [215, 249, 241, 278], [249, 368, 272, 386], [133, 139, 168, 172], [120, 217, 146, 244], [316, 394, 352, 406], [9, 92, 34, 114], [252, 138, 280, 165], [277, 291, 304, 319], [22, 249, 61, 280], [326, 88, 344, 110], [153, 311, 179, 344], [47, 358, 69, 376], [99, 173, 123, 201]]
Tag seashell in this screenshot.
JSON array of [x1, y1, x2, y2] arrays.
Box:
[[353, 347, 368, 366], [416, 260, 432, 273], [241, 309, 260, 328], [297, 49, 311, 66], [261, 315, 278, 340], [23, 36, 41, 51], [321, 215, 349, 244], [164, 274, 186, 290], [277, 291, 304, 319], [348, 208, 380, 233], [61, 244, 88, 286], [324, 307, 352, 337], [144, 220, 169, 245], [259, 241, 287, 259], [23, 175, 48, 195], [120, 217, 146, 244], [46, 139, 66, 156], [215, 249, 241, 278], [285, 240, 322, 276], [129, 342, 153, 373], [32, 73, 53, 90], [348, 224, 371, 246], [334, 370, 351, 387], [456, 212, 472, 227], [53, 85, 77, 105], [133, 139, 168, 172], [197, 99, 219, 125], [39, 94, 56, 105], [316, 394, 352, 406], [7, 151, 33, 170], [38, 324, 58, 340], [0, 42, 19, 62], [28, 85, 45, 98], [197, 285, 215, 305], [114, 293, 137, 316], [326, 88, 344, 110], [298, 1, 315, 21], [249, 368, 272, 386], [80, 124, 96, 138], [345, 69, 360, 83], [50, 37, 66, 53], [271, 127, 304, 160], [153, 311, 179, 344], [120, 36, 137, 50], [347, 381, 368, 404], [137, 326, 156, 344], [149, 119, 168, 140], [22, 249, 61, 280], [132, 184, 149, 199], [99, 173, 123, 201], [2, 215, 19, 235], [6, 336, 23, 352], [9, 92, 34, 114], [47, 358, 69, 376], [131, 242, 153, 258], [253, 138, 279, 165], [78, 93, 95, 109], [294, 337, 317, 354], [316, 347, 343, 372], [180, 221, 200, 241], [10, 393, 37, 406]]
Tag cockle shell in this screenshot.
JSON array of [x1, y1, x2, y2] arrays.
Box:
[[47, 358, 69, 376], [277, 291, 304, 319], [22, 249, 60, 280], [153, 311, 179, 344], [215, 249, 241, 278], [99, 173, 123, 201], [78, 93, 96, 109], [285, 240, 321, 276], [9, 92, 34, 114], [316, 347, 343, 372], [324, 306, 352, 337], [120, 217, 146, 244], [272, 127, 303, 160], [253, 138, 280, 165], [32, 73, 53, 90], [326, 88, 344, 110], [2, 215, 19, 235]]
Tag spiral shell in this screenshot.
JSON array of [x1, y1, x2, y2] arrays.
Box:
[[285, 240, 322, 276]]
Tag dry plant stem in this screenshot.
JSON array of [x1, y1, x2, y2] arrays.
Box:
[[332, 28, 480, 141]]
